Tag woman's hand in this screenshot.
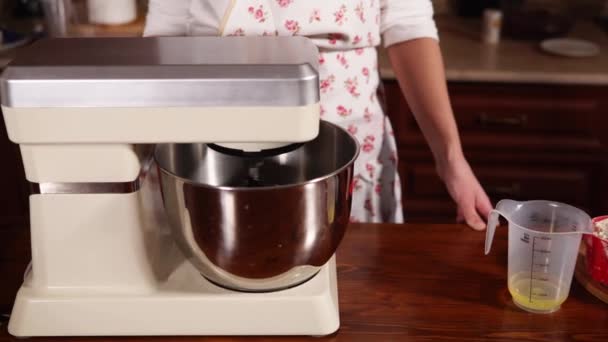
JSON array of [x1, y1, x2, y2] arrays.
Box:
[[437, 154, 492, 231]]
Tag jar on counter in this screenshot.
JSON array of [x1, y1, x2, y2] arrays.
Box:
[[482, 9, 502, 44], [86, 0, 137, 25]]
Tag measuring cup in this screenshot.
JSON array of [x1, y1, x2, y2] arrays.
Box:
[[485, 199, 593, 313]]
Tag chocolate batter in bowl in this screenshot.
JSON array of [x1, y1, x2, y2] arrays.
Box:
[[155, 120, 359, 292]]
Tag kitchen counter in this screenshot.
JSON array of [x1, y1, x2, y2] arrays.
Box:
[[1, 223, 607, 341], [3, 15, 608, 86], [379, 15, 608, 85]]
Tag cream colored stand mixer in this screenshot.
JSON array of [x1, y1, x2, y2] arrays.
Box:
[[0, 36, 358, 337]]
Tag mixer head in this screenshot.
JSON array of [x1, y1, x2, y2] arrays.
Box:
[[1, 36, 321, 147]]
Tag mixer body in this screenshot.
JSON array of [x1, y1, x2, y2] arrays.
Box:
[[0, 36, 351, 336]]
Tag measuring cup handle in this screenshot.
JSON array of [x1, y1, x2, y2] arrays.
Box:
[[485, 209, 501, 255], [484, 200, 519, 254]]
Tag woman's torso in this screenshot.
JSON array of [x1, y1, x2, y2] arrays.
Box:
[[152, 1, 402, 222]]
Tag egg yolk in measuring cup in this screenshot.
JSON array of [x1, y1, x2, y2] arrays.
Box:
[[508, 273, 568, 313]]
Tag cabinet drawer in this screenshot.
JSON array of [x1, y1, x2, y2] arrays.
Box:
[[383, 81, 600, 137], [404, 163, 590, 208], [451, 96, 597, 136]]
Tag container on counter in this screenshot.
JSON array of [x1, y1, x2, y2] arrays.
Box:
[[584, 216, 608, 286], [482, 9, 502, 44], [86, 0, 137, 25], [485, 200, 594, 313]]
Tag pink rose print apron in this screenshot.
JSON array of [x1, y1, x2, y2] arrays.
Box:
[[221, 0, 403, 223]]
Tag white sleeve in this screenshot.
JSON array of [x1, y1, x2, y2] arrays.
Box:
[[143, 0, 191, 37], [380, 0, 439, 48]]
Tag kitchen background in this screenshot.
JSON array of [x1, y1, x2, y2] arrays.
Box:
[[0, 0, 607, 312]]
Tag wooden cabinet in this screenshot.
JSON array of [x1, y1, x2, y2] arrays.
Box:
[[0, 108, 28, 227], [0, 225, 30, 313], [384, 81, 608, 223]]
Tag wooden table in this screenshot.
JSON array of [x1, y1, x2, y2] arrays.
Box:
[[1, 223, 607, 341]]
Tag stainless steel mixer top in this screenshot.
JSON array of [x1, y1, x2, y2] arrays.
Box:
[[155, 120, 359, 292]]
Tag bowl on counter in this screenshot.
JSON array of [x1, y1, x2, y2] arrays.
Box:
[[575, 216, 608, 303]]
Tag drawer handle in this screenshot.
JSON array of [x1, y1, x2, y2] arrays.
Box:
[[478, 113, 528, 128], [486, 183, 522, 197]]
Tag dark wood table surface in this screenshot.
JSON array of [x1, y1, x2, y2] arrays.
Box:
[[1, 223, 607, 342]]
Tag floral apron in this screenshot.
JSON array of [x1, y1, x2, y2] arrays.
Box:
[[220, 0, 403, 223]]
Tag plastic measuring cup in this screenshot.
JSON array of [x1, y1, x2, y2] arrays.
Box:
[[485, 199, 593, 313]]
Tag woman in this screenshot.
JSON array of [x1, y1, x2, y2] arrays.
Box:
[[144, 0, 492, 230]]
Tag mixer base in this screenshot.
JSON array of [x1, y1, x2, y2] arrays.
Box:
[[8, 258, 340, 337]]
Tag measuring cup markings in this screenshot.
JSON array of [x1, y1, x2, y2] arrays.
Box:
[[529, 236, 553, 302]]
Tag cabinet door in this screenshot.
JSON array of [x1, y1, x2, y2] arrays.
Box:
[[0, 108, 28, 226]]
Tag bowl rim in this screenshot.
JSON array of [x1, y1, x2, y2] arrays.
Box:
[[592, 216, 608, 224], [155, 120, 360, 192]]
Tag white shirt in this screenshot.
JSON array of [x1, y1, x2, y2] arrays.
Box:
[[143, 0, 438, 48]]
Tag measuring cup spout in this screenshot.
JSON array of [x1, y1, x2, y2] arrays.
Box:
[[485, 199, 520, 255]]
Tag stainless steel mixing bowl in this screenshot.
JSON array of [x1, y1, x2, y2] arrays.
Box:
[[154, 120, 359, 292]]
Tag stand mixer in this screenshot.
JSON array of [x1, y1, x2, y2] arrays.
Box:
[[0, 36, 358, 337]]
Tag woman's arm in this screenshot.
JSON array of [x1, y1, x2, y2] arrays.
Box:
[[387, 39, 459, 176], [387, 39, 492, 230], [381, 0, 492, 230]]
